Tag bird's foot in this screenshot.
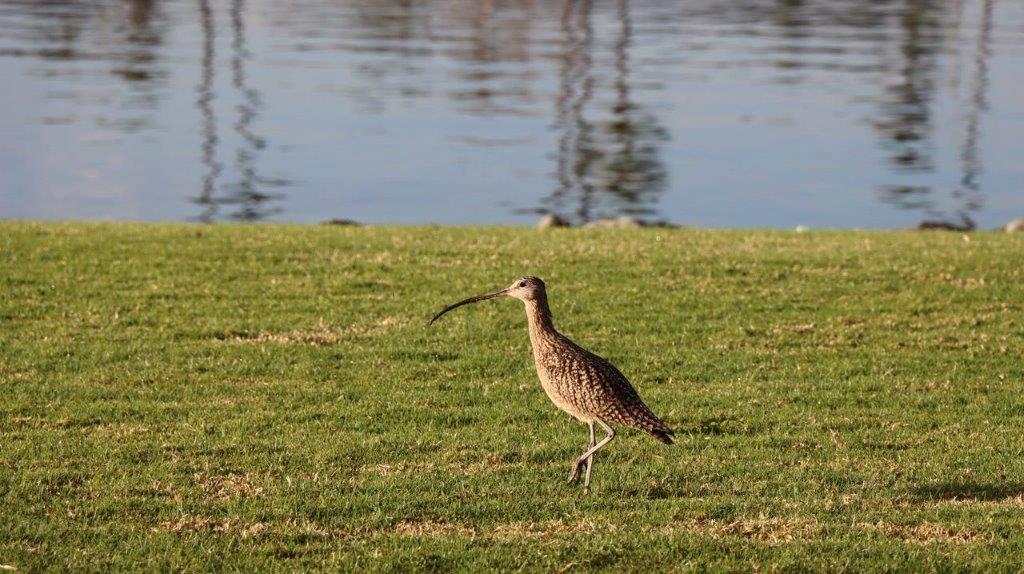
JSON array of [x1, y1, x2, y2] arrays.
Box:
[[567, 459, 587, 484]]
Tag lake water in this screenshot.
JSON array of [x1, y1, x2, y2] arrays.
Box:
[[1, 0, 1022, 227]]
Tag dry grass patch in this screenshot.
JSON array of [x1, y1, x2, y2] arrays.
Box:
[[359, 455, 512, 478], [90, 422, 149, 439], [389, 519, 602, 541], [193, 471, 265, 500], [159, 515, 268, 538], [346, 315, 402, 337], [491, 520, 601, 541], [229, 319, 342, 346], [858, 521, 991, 545], [228, 316, 403, 345], [669, 515, 820, 544], [458, 454, 513, 476], [930, 495, 1024, 509], [359, 462, 436, 476], [392, 520, 476, 538]]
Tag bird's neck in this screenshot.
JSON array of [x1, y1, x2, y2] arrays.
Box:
[[524, 295, 558, 343]]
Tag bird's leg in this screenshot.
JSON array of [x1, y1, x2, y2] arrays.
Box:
[[572, 421, 614, 489], [583, 421, 596, 491], [567, 422, 595, 484]]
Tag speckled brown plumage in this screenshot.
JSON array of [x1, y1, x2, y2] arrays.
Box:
[[523, 281, 675, 445], [430, 275, 674, 491]]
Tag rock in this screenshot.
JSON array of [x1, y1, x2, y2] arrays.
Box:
[[917, 221, 970, 231], [916, 215, 975, 231], [1002, 217, 1024, 232], [794, 225, 809, 233], [645, 219, 678, 228], [583, 216, 644, 229], [615, 216, 643, 228], [537, 214, 570, 230], [320, 218, 361, 226], [571, 216, 679, 229]]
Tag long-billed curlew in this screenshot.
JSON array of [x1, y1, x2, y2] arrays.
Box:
[[430, 276, 673, 491]]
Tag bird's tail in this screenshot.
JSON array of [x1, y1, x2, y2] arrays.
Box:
[[651, 428, 675, 445], [635, 409, 675, 444]]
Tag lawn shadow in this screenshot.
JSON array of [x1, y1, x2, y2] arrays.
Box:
[[911, 481, 1024, 502], [682, 415, 753, 436]]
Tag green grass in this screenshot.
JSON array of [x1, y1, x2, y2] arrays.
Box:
[[2, 222, 1024, 572]]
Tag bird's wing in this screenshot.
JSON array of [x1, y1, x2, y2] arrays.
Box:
[[558, 347, 671, 436]]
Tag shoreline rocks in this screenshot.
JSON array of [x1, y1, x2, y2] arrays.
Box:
[[536, 214, 570, 230], [539, 215, 677, 229]]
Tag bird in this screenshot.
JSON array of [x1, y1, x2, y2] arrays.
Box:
[[430, 276, 673, 491]]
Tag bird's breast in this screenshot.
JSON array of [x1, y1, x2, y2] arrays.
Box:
[[532, 349, 593, 423]]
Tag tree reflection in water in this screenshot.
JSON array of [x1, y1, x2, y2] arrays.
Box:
[[192, 0, 221, 222], [191, 0, 287, 222], [542, 0, 668, 224], [954, 0, 994, 222], [876, 0, 994, 228]]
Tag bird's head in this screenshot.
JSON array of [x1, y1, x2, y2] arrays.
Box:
[[505, 276, 546, 302], [430, 276, 546, 325]]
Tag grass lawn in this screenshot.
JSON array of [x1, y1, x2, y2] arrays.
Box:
[[2, 222, 1023, 571]]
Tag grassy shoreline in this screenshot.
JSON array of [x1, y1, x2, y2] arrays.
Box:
[[2, 222, 1023, 571]]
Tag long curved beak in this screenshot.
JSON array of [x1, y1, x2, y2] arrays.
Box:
[[430, 288, 509, 325]]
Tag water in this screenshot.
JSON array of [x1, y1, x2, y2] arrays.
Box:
[[1, 0, 1021, 227]]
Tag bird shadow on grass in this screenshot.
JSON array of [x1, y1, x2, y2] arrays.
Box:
[[910, 481, 1024, 502], [621, 478, 691, 500]]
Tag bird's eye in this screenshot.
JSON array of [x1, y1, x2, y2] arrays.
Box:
[[518, 281, 527, 288]]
